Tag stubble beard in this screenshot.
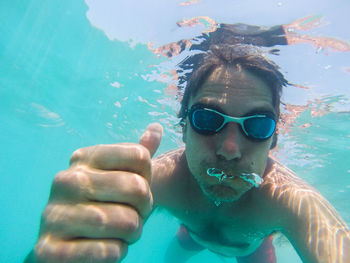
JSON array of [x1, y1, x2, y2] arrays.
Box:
[[195, 175, 244, 204], [192, 159, 246, 204]]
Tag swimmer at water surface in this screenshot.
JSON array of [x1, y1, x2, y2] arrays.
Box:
[[25, 25, 350, 263]]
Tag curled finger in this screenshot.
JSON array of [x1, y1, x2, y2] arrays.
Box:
[[42, 203, 143, 244], [35, 235, 128, 263]]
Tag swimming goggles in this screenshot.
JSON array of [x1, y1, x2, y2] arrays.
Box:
[[188, 104, 276, 141]]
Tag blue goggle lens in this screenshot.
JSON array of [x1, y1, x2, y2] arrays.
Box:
[[244, 116, 276, 139], [192, 109, 224, 131]]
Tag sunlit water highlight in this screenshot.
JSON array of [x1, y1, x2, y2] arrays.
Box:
[[1, 0, 350, 262]]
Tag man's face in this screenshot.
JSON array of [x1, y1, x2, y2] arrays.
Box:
[[184, 65, 276, 203]]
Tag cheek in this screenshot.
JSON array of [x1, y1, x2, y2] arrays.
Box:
[[184, 129, 213, 172], [246, 140, 272, 172], [185, 143, 201, 177], [185, 127, 217, 157], [185, 132, 204, 161]]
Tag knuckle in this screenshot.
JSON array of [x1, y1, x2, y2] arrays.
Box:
[[51, 167, 90, 197], [40, 204, 68, 234], [52, 170, 71, 187], [92, 241, 129, 263], [118, 210, 143, 243], [125, 174, 153, 216], [78, 240, 126, 263], [136, 185, 153, 211], [69, 147, 86, 165], [127, 174, 153, 215], [70, 145, 102, 167], [129, 174, 150, 201], [108, 241, 128, 262], [52, 169, 80, 189], [40, 204, 64, 231], [33, 236, 55, 263], [34, 238, 72, 263], [41, 204, 53, 224], [113, 241, 128, 262], [123, 217, 139, 234]]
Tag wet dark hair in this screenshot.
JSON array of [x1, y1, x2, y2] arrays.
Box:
[[177, 44, 289, 148], [178, 44, 289, 123]]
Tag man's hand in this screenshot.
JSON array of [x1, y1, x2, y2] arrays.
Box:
[[32, 123, 163, 263]]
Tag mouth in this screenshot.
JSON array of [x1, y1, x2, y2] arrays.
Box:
[[206, 168, 264, 188]]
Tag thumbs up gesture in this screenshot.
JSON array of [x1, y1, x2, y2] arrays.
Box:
[[33, 123, 163, 263]]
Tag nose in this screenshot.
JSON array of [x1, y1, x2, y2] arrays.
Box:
[[216, 124, 242, 161]]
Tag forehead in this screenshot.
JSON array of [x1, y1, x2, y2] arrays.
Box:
[[190, 65, 275, 115]]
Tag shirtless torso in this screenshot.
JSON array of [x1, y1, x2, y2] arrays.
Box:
[[151, 148, 348, 260]]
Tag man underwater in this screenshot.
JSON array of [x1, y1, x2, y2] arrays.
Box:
[[26, 25, 350, 263]]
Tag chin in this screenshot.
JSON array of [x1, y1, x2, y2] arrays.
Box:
[[202, 184, 249, 203]]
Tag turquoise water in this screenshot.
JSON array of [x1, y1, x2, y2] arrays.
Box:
[[1, 0, 350, 262]]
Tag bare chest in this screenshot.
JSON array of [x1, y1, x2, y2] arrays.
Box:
[[180, 205, 271, 239], [166, 195, 276, 256]]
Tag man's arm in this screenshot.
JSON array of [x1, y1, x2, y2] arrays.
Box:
[[283, 189, 350, 262], [269, 162, 350, 262]]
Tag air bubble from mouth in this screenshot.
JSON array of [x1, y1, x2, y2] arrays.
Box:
[[206, 168, 264, 188]]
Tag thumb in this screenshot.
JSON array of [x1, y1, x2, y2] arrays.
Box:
[[139, 123, 163, 157]]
